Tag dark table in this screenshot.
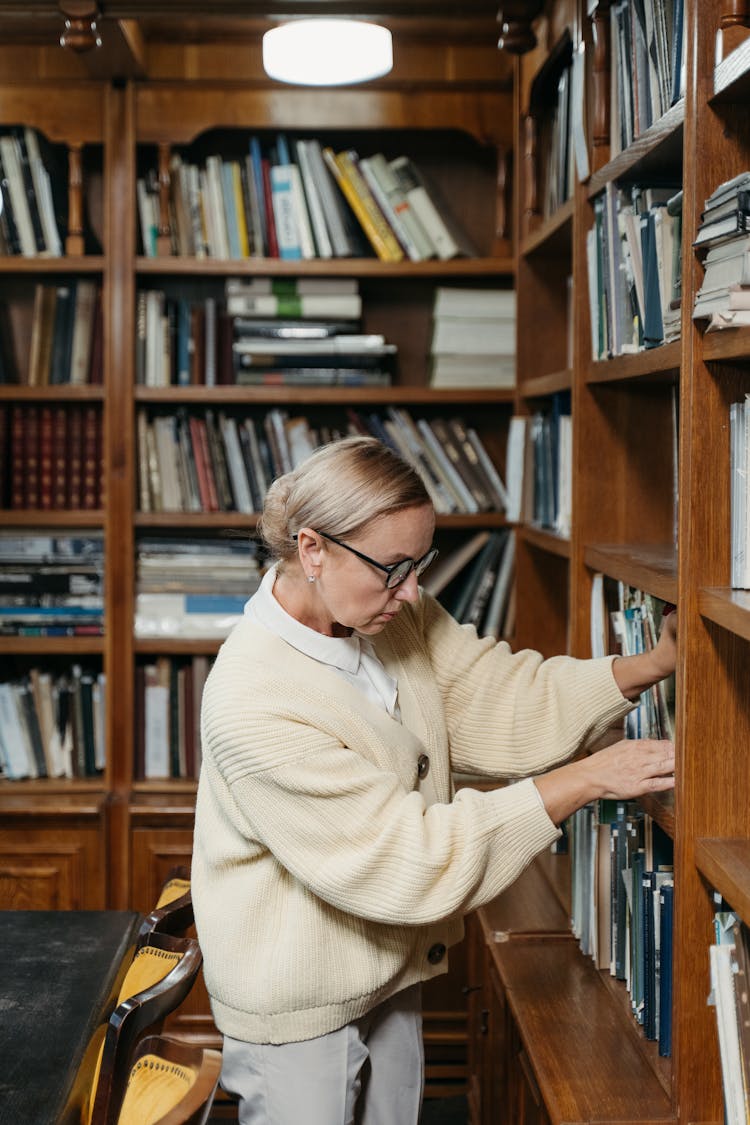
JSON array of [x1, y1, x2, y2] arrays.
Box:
[[0, 909, 141, 1125]]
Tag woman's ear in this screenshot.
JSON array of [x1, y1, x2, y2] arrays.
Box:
[[296, 527, 325, 575]]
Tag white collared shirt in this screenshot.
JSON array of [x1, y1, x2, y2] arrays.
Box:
[[244, 563, 401, 719]]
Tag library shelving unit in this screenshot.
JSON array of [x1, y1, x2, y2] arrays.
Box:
[[0, 23, 517, 1093], [466, 1, 750, 1123], [125, 78, 517, 1079], [0, 83, 112, 911]]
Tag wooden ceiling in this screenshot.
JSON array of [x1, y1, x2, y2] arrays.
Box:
[[0, 1, 524, 84]]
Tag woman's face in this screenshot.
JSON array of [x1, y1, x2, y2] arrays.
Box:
[[310, 503, 436, 636]]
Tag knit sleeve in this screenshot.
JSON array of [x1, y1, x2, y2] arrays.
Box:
[[415, 591, 633, 777]]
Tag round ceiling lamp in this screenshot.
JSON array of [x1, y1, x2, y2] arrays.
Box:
[[262, 19, 393, 87]]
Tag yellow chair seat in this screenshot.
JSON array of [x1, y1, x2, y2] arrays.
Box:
[[117, 1052, 196, 1125]]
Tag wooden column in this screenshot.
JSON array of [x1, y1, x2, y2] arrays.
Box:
[[66, 142, 84, 255], [156, 141, 172, 257], [590, 1, 611, 172]]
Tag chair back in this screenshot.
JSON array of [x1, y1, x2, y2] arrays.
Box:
[[137, 866, 194, 947], [116, 1035, 220, 1125], [86, 932, 203, 1125]]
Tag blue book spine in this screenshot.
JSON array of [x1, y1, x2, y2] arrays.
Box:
[[184, 594, 246, 614], [176, 298, 191, 386], [249, 137, 268, 256], [658, 881, 674, 1057]]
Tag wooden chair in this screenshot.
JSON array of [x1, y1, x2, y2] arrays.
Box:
[[137, 866, 194, 947], [85, 932, 203, 1125], [116, 1035, 221, 1125]]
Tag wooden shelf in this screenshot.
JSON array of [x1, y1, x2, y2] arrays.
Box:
[[583, 544, 677, 602], [639, 790, 676, 840], [597, 971, 672, 1096], [702, 326, 750, 363], [135, 256, 515, 279], [587, 101, 685, 197], [488, 940, 674, 1123], [0, 385, 105, 401], [585, 342, 681, 384], [698, 587, 750, 643], [695, 838, 750, 923], [477, 858, 571, 941], [0, 509, 104, 527], [0, 636, 105, 655], [134, 385, 516, 407], [0, 785, 107, 812], [517, 368, 572, 397], [519, 524, 571, 559], [520, 198, 574, 258], [0, 257, 105, 274], [135, 637, 223, 656], [713, 37, 750, 102]]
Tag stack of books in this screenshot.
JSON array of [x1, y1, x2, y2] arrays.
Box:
[[0, 529, 104, 637], [429, 287, 516, 389], [136, 406, 508, 518], [504, 394, 572, 533], [139, 134, 476, 263], [424, 529, 515, 640], [587, 182, 682, 358], [0, 127, 65, 258], [709, 913, 750, 1125], [4, 402, 103, 510], [0, 663, 105, 780], [134, 654, 211, 780], [228, 277, 395, 388], [608, 0, 686, 157], [134, 535, 262, 638], [0, 280, 102, 387], [693, 173, 750, 331], [568, 800, 674, 1056]]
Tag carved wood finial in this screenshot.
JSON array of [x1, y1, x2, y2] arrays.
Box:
[[720, 2, 750, 28], [497, 2, 545, 55], [59, 2, 102, 53]]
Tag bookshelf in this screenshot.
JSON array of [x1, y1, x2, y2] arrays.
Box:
[[465, 1, 750, 1123], [0, 15, 516, 1095]]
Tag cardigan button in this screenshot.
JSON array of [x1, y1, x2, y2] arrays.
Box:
[[427, 942, 446, 965], [417, 754, 430, 779]]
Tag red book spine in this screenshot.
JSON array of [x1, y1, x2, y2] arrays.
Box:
[[194, 415, 220, 512], [51, 405, 68, 509], [23, 404, 40, 508], [9, 406, 24, 509], [38, 404, 54, 509], [261, 158, 279, 258], [80, 404, 101, 510], [66, 405, 83, 509]]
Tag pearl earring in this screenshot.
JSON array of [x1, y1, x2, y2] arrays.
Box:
[[307, 574, 316, 583]]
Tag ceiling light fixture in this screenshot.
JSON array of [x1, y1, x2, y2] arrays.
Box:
[[262, 19, 393, 87]]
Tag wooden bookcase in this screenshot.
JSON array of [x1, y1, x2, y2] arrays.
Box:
[[464, 0, 750, 1122], [0, 24, 515, 1094]]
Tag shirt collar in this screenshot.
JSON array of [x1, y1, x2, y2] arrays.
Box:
[[244, 562, 363, 675]]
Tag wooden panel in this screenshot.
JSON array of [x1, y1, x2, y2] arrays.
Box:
[[0, 828, 106, 909], [136, 85, 512, 146]]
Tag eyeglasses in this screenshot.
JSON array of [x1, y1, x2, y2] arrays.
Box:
[[317, 532, 439, 589]]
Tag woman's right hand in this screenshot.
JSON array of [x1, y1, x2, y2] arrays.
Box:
[[534, 738, 675, 826]]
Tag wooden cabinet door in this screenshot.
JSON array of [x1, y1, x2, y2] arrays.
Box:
[[0, 810, 107, 910]]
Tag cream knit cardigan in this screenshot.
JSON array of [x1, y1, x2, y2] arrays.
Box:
[[193, 589, 630, 1045]]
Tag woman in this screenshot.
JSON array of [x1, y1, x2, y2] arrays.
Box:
[[192, 435, 676, 1125]]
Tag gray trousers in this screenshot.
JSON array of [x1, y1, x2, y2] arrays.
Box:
[[220, 983, 425, 1125]]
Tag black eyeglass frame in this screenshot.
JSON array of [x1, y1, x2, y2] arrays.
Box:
[[314, 531, 439, 589]]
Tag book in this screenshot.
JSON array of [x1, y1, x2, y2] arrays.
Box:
[[226, 292, 362, 320], [358, 151, 434, 261], [269, 162, 303, 261], [322, 147, 404, 262], [389, 155, 476, 260], [422, 531, 490, 597]]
